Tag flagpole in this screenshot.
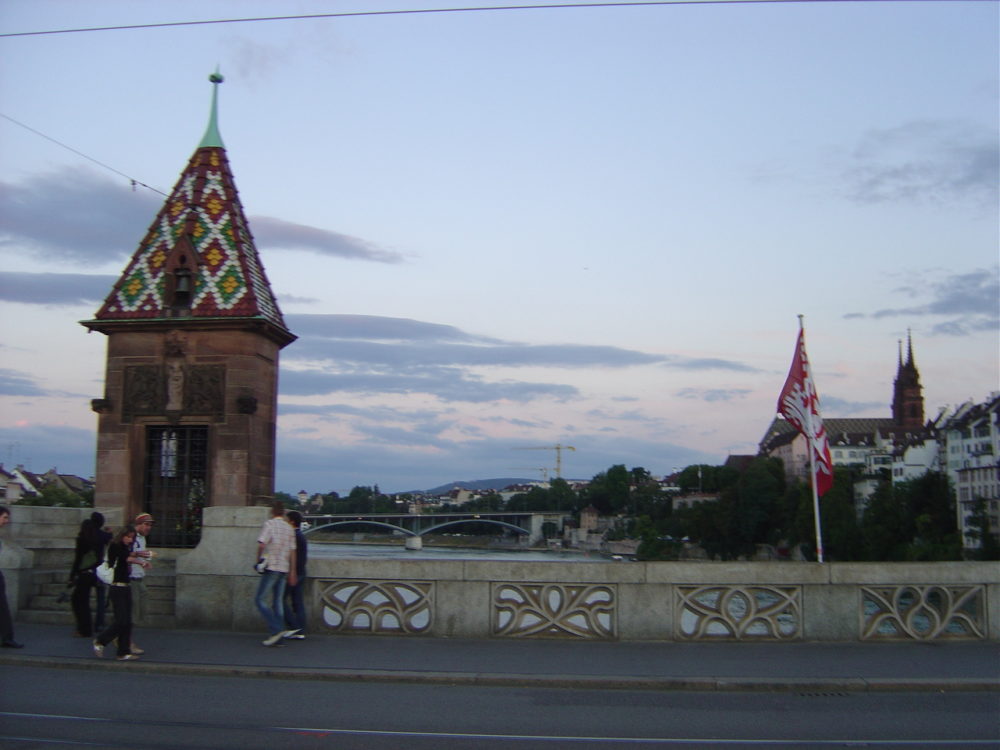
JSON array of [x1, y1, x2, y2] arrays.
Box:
[[799, 314, 825, 563]]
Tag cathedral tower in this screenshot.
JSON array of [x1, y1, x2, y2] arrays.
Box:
[[81, 74, 296, 546], [892, 330, 924, 430]]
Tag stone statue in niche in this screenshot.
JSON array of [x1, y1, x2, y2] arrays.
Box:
[[165, 360, 185, 411]]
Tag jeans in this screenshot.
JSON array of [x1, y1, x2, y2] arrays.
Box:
[[254, 570, 287, 635]]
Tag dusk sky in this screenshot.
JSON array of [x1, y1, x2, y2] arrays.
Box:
[[1, 1, 997, 494]]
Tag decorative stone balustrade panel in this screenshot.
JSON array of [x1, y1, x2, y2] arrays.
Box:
[[677, 585, 801, 640], [860, 585, 986, 640], [492, 582, 617, 639], [319, 579, 433, 634]]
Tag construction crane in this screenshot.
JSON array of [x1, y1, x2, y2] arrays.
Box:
[[512, 444, 576, 478]]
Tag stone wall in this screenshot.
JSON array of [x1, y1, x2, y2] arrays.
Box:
[[174, 507, 999, 642], [5, 506, 998, 641]]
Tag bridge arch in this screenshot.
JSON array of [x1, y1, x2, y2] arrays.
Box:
[[303, 520, 416, 537], [418, 519, 528, 537]]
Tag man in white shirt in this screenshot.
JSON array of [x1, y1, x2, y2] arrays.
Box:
[[128, 513, 154, 654], [255, 502, 298, 646]]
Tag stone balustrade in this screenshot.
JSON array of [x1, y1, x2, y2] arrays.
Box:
[[4, 506, 998, 641]]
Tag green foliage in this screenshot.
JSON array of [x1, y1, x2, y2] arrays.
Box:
[[861, 471, 960, 561], [19, 486, 91, 508], [966, 498, 1000, 561]]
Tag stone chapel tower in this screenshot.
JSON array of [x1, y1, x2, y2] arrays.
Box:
[[81, 75, 296, 546], [891, 330, 924, 430]]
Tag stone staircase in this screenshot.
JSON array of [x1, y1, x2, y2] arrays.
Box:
[[18, 557, 180, 630]]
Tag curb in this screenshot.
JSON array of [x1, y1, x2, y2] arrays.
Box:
[[1, 654, 995, 693]]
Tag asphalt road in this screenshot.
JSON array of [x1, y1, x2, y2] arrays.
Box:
[[1, 665, 998, 749]]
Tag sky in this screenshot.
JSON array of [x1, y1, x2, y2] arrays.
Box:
[[0, 0, 997, 495]]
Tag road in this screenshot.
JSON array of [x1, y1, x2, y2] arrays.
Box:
[[1, 665, 997, 749]]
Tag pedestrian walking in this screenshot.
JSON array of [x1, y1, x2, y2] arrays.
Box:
[[282, 510, 308, 639], [0, 505, 24, 649], [68, 513, 108, 638], [128, 512, 155, 654], [254, 502, 298, 646], [93, 525, 149, 661]]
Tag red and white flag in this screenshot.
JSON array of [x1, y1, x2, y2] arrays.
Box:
[[778, 325, 834, 497]]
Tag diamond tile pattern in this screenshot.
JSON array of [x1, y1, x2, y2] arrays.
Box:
[[94, 147, 286, 330]]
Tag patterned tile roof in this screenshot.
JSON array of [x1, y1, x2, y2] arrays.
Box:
[[93, 142, 289, 335]]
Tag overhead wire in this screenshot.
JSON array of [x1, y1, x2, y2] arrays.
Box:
[[0, 0, 912, 39], [0, 112, 168, 196]]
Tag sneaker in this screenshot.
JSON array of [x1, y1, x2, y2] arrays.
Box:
[[262, 632, 283, 647], [92, 640, 104, 658], [116, 654, 139, 661], [130, 645, 145, 655], [279, 629, 300, 639], [284, 633, 305, 640]]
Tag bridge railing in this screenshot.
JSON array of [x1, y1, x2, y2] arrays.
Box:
[[168, 507, 1000, 641]]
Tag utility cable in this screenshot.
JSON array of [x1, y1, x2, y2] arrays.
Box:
[[0, 112, 167, 196], [0, 0, 912, 39]]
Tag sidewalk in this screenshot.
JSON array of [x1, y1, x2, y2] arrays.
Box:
[[2, 622, 997, 692]]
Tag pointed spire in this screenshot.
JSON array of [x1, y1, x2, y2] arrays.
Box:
[[199, 69, 225, 149], [85, 73, 293, 346], [906, 328, 915, 367]]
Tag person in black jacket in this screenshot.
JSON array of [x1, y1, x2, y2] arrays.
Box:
[[69, 513, 108, 638], [282, 510, 308, 639], [92, 525, 148, 661]]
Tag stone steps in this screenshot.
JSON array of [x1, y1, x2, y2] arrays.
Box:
[[18, 564, 179, 629]]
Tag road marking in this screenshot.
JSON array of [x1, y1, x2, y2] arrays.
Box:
[[2, 713, 995, 746]]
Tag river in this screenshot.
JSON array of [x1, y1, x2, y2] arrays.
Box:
[[307, 541, 613, 562]]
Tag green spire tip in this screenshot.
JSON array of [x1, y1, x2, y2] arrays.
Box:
[[199, 69, 225, 149]]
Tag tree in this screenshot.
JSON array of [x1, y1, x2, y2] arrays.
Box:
[[860, 471, 960, 561], [20, 486, 90, 508], [966, 498, 1000, 561]]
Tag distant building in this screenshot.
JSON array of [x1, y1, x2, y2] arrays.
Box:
[[759, 334, 999, 553], [759, 334, 928, 490], [943, 394, 1000, 550]]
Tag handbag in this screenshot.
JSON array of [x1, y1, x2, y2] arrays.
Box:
[[95, 560, 115, 585]]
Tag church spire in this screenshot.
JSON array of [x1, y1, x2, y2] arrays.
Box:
[[892, 329, 924, 429]]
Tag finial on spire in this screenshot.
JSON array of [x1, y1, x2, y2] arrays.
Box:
[[198, 68, 225, 149]]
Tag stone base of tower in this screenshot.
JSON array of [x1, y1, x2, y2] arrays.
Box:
[[86, 322, 288, 547]]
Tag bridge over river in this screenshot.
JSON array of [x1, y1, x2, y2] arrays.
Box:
[[303, 511, 570, 547]]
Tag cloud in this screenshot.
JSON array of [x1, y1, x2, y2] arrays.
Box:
[[0, 272, 116, 306], [286, 314, 501, 344], [0, 168, 159, 264], [280, 366, 579, 403], [0, 168, 400, 266], [274, 429, 715, 494], [844, 120, 999, 207], [285, 314, 754, 370], [675, 388, 752, 402], [0, 369, 48, 397], [0, 423, 95, 477], [819, 396, 886, 416], [845, 266, 999, 336], [662, 357, 760, 373], [249, 216, 405, 263]]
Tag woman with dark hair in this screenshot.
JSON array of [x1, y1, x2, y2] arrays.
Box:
[[92, 525, 148, 661], [69, 514, 107, 637]]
